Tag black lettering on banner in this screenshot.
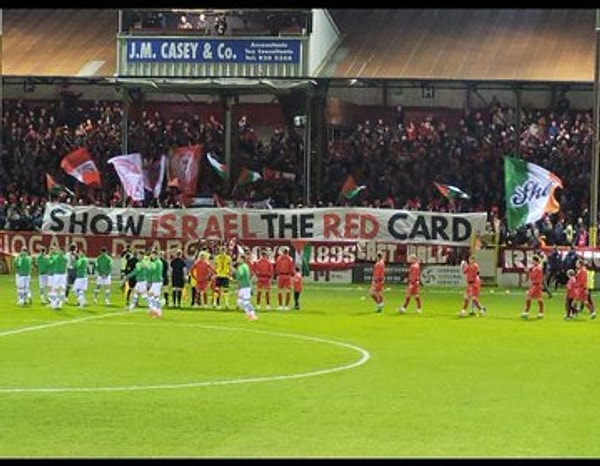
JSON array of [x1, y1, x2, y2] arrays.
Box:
[[452, 217, 471, 242], [260, 213, 277, 238], [90, 214, 112, 235], [299, 214, 315, 238], [69, 212, 88, 234], [388, 212, 408, 240], [279, 214, 298, 238], [411, 216, 435, 240], [48, 207, 66, 232]]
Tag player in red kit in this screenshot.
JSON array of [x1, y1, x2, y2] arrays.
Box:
[[189, 250, 215, 309], [575, 258, 597, 319], [398, 254, 422, 314], [521, 255, 545, 319], [459, 255, 486, 317], [275, 246, 295, 310], [254, 250, 274, 310], [370, 252, 386, 313]]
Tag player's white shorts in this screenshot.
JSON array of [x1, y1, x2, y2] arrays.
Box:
[[15, 275, 31, 289], [238, 287, 252, 301], [38, 274, 50, 290], [148, 282, 162, 296], [96, 275, 111, 286], [52, 273, 67, 290], [74, 277, 88, 292], [134, 280, 147, 293]]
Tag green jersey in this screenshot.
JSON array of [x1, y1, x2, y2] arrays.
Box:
[[51, 251, 68, 274], [14, 252, 32, 276], [96, 253, 113, 277], [235, 262, 252, 288], [36, 253, 51, 275], [147, 257, 163, 283], [126, 259, 149, 282], [75, 255, 89, 278]]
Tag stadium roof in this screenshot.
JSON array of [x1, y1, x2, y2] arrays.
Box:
[[2, 9, 597, 83]]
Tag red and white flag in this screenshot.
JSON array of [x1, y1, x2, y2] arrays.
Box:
[[143, 154, 167, 199], [169, 145, 202, 197], [60, 147, 101, 187], [107, 153, 145, 201]]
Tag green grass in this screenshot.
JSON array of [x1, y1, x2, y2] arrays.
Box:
[[1, 275, 599, 458]]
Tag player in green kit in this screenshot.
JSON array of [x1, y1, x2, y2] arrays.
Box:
[[234, 252, 257, 321], [35, 246, 51, 304], [14, 246, 32, 306], [147, 249, 164, 318], [73, 248, 90, 308], [124, 251, 150, 311], [49, 246, 68, 309], [94, 247, 113, 305]]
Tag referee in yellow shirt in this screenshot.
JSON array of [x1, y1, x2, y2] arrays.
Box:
[[214, 245, 233, 309]]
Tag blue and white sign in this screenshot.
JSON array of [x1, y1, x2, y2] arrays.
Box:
[[125, 38, 301, 64]]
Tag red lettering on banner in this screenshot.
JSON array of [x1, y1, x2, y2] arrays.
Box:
[[160, 214, 177, 238], [241, 213, 257, 239], [202, 215, 222, 239], [181, 215, 199, 240], [343, 213, 360, 239], [360, 214, 379, 239], [323, 213, 379, 240], [323, 213, 341, 238], [223, 213, 238, 239]]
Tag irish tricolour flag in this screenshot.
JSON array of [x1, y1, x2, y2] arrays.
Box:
[[504, 156, 563, 230]]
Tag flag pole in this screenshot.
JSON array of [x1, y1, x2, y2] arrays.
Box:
[[589, 8, 600, 248]]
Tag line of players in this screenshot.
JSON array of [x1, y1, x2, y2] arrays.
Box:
[[13, 243, 113, 310], [120, 239, 303, 314], [13, 239, 304, 318], [368, 252, 596, 321]]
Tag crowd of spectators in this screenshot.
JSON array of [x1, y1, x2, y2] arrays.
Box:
[[1, 94, 595, 248]]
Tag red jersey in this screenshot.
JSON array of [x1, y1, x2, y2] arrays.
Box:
[[190, 259, 214, 283], [463, 262, 480, 284], [575, 266, 588, 289], [566, 276, 577, 300], [408, 262, 420, 284], [275, 253, 295, 276], [254, 257, 274, 278], [373, 259, 385, 283], [528, 264, 543, 285]]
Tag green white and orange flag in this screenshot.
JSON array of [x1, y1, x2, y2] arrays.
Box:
[[504, 156, 563, 230]]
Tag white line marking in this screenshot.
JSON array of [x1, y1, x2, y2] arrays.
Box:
[[0, 315, 370, 394]]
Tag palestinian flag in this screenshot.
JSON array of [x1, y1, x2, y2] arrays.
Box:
[[46, 173, 74, 197], [340, 175, 366, 199], [237, 168, 262, 185], [206, 152, 228, 180], [504, 155, 563, 230], [434, 182, 470, 200]]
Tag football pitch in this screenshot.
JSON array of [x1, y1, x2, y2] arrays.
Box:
[[1, 274, 599, 458]]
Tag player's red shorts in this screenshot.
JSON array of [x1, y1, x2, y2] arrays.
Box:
[[277, 274, 292, 289], [406, 281, 420, 296], [195, 280, 209, 292], [465, 282, 480, 299], [578, 288, 590, 303], [371, 280, 384, 293], [256, 276, 272, 290], [527, 284, 543, 299]]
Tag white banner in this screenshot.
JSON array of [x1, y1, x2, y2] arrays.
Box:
[[41, 203, 487, 246]]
